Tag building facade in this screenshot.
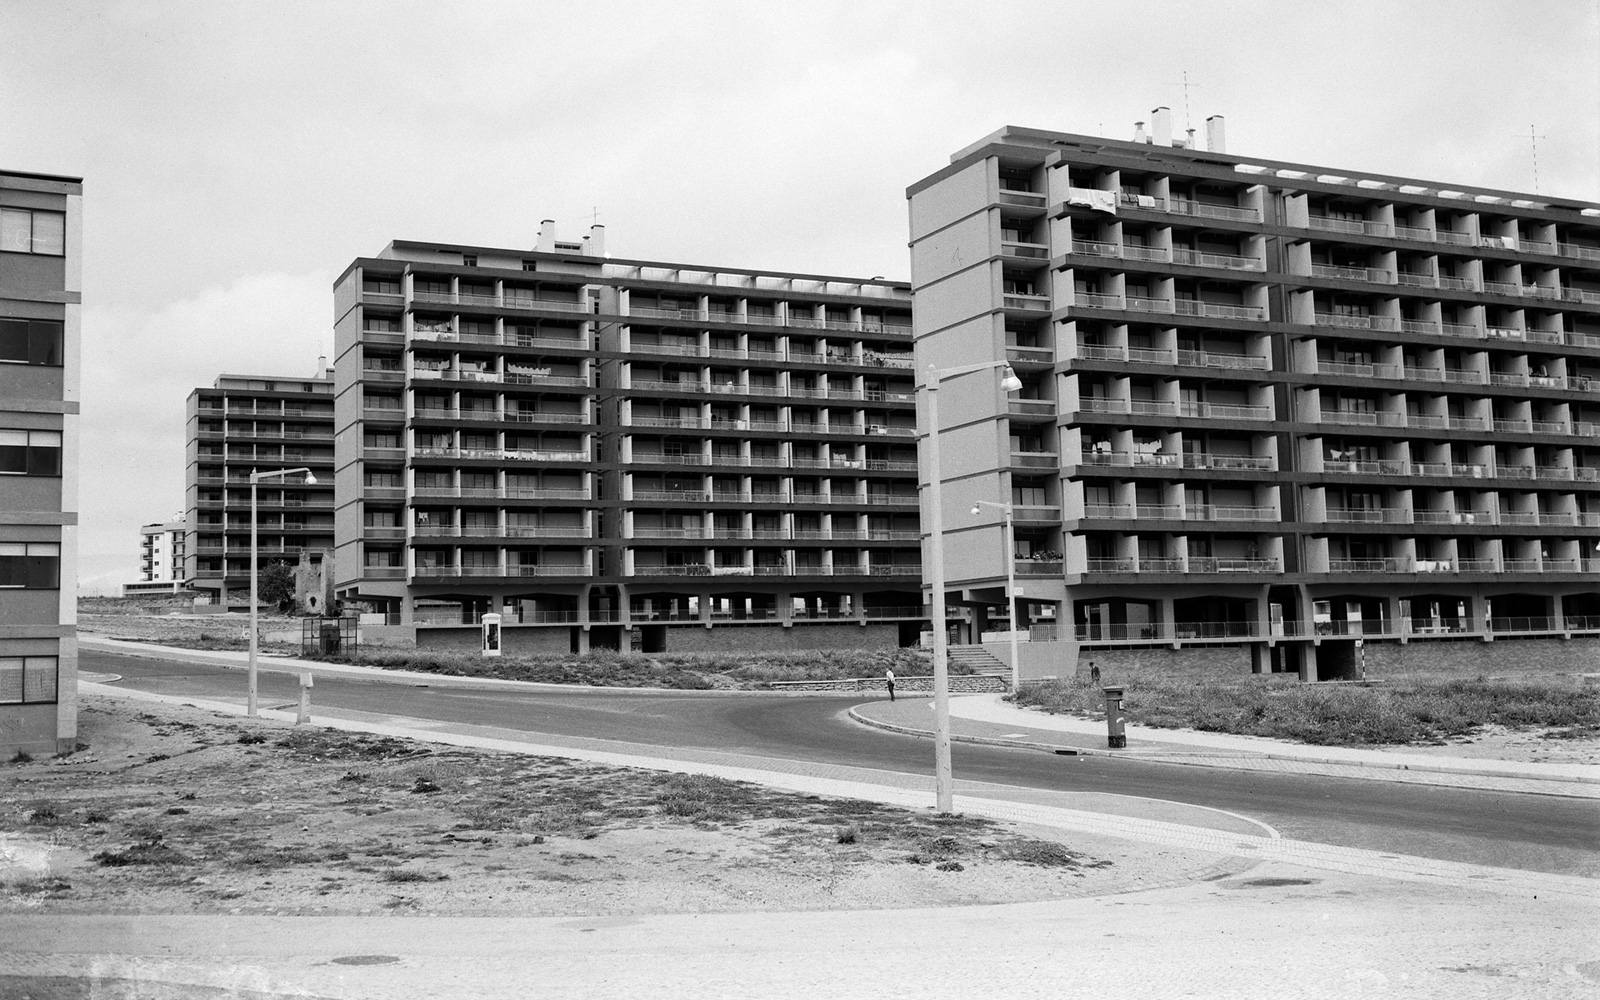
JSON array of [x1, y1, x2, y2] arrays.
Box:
[[184, 369, 336, 608], [331, 226, 921, 652], [1, 169, 81, 755], [908, 116, 1600, 678], [122, 517, 187, 597]]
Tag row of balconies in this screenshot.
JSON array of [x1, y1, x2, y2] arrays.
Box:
[[1077, 504, 1600, 528], [626, 453, 916, 473], [627, 489, 918, 507], [194, 427, 335, 441], [625, 377, 913, 403], [411, 368, 591, 388], [1067, 240, 1267, 273], [623, 340, 915, 368], [1077, 555, 1599, 576], [409, 407, 590, 426], [1041, 615, 1600, 645]]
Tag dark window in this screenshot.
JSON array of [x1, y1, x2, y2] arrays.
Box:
[[0, 655, 58, 704], [0, 208, 66, 256], [0, 542, 60, 588], [0, 319, 64, 366], [0, 429, 62, 476]]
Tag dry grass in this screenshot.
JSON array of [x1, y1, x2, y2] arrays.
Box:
[[0, 696, 1130, 916], [1011, 661, 1600, 746]]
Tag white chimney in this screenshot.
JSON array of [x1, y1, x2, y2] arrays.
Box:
[[1133, 121, 1147, 144], [536, 219, 556, 253], [1151, 107, 1172, 147], [1206, 115, 1227, 154], [589, 223, 606, 257], [315, 355, 327, 377], [1184, 128, 1196, 149]]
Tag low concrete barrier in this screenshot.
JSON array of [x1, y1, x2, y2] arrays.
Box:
[[768, 674, 1009, 693]]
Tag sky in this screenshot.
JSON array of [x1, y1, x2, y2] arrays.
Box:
[[2, 0, 1597, 594]]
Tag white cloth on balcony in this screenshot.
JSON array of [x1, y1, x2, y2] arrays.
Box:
[[1137, 195, 1157, 208], [1068, 189, 1119, 214]]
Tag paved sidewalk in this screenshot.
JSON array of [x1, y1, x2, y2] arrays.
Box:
[[853, 693, 1600, 798]]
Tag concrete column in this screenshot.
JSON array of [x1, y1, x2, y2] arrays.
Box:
[[1299, 642, 1319, 682], [1250, 642, 1267, 675]]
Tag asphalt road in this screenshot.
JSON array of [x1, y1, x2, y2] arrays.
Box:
[[82, 648, 1600, 878]]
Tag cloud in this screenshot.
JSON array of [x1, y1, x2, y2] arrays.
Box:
[[77, 270, 333, 587]]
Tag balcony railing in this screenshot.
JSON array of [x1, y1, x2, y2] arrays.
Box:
[[1173, 300, 1266, 321], [1312, 313, 1400, 331], [1176, 350, 1270, 371], [1172, 248, 1265, 271]]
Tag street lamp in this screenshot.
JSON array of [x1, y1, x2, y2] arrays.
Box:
[[971, 499, 1021, 693], [922, 359, 1022, 813], [248, 466, 315, 716]]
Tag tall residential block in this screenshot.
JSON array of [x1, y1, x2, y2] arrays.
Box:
[[122, 518, 187, 598], [1, 169, 81, 755], [909, 122, 1600, 678], [332, 229, 920, 652], [184, 369, 336, 609]]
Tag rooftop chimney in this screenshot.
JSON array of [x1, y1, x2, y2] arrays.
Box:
[[1151, 107, 1172, 147], [315, 355, 327, 377], [1133, 121, 1147, 144], [536, 219, 556, 253], [588, 223, 606, 257], [1206, 115, 1227, 154]]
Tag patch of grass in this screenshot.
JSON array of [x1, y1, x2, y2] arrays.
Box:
[[381, 869, 449, 883], [305, 646, 948, 690], [1004, 840, 1088, 868], [9, 751, 33, 764], [652, 774, 754, 826], [94, 831, 189, 867], [1011, 669, 1600, 747], [835, 825, 858, 844]]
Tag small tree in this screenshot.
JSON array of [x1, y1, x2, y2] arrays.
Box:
[[257, 560, 296, 613]]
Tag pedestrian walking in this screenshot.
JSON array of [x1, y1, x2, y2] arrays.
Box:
[[1089, 661, 1101, 684], [885, 668, 896, 702]]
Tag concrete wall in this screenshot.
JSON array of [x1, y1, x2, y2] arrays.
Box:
[[979, 639, 1079, 680], [772, 674, 1007, 693]]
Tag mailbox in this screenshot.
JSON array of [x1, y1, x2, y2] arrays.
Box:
[[1103, 685, 1126, 749]]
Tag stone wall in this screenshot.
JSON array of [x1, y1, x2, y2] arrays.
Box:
[[1363, 637, 1600, 675], [416, 624, 571, 655], [658, 622, 902, 653]]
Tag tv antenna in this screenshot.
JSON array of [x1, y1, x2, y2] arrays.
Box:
[[1519, 126, 1548, 194]]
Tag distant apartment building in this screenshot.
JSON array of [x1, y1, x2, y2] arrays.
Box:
[[121, 518, 187, 598], [332, 225, 920, 652], [184, 369, 336, 609], [1, 168, 81, 755], [908, 115, 1600, 678]]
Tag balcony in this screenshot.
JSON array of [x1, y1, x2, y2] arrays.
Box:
[[1001, 292, 1050, 312], [1186, 558, 1280, 574], [1189, 505, 1277, 522], [1182, 452, 1274, 472], [1168, 200, 1262, 223], [1172, 248, 1265, 272], [1325, 507, 1408, 524], [1173, 300, 1267, 322], [997, 188, 1047, 208], [1307, 216, 1389, 236], [1001, 241, 1050, 260], [1327, 558, 1408, 573], [1179, 401, 1272, 421], [1015, 560, 1064, 577], [1311, 263, 1394, 284], [1176, 350, 1270, 371], [1312, 313, 1400, 332], [1073, 291, 1123, 310]]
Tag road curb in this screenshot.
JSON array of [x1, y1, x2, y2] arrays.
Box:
[[847, 708, 1600, 794]]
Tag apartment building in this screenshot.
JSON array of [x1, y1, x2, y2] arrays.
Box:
[[331, 226, 920, 652], [908, 114, 1600, 678], [122, 518, 187, 597], [1, 169, 80, 755], [184, 369, 336, 608]]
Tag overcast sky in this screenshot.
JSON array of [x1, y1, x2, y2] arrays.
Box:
[[3, 0, 1597, 594]]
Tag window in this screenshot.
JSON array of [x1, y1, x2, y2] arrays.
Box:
[[0, 655, 58, 704], [0, 318, 64, 366], [0, 542, 60, 588], [0, 208, 66, 255], [0, 429, 61, 476], [462, 255, 477, 267]]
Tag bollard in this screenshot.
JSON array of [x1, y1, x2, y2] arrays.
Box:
[[297, 671, 313, 725], [1102, 685, 1126, 749]]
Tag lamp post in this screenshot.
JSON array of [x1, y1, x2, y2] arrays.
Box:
[[248, 466, 315, 716], [971, 499, 1020, 693], [922, 360, 1022, 813]]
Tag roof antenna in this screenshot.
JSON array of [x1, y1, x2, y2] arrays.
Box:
[[1521, 125, 1548, 194]]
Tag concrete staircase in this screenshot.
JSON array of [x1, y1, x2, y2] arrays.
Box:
[[947, 645, 1008, 674]]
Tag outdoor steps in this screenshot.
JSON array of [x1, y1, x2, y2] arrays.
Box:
[[947, 645, 1008, 673]]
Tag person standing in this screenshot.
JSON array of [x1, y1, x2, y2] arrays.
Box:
[[885, 668, 896, 702]]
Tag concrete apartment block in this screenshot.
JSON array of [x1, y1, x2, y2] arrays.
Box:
[[0, 168, 81, 755], [909, 123, 1600, 679]]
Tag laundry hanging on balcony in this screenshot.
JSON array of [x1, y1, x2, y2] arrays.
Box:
[[1067, 188, 1118, 214]]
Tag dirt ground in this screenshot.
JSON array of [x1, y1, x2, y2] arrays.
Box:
[[0, 696, 1238, 918]]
